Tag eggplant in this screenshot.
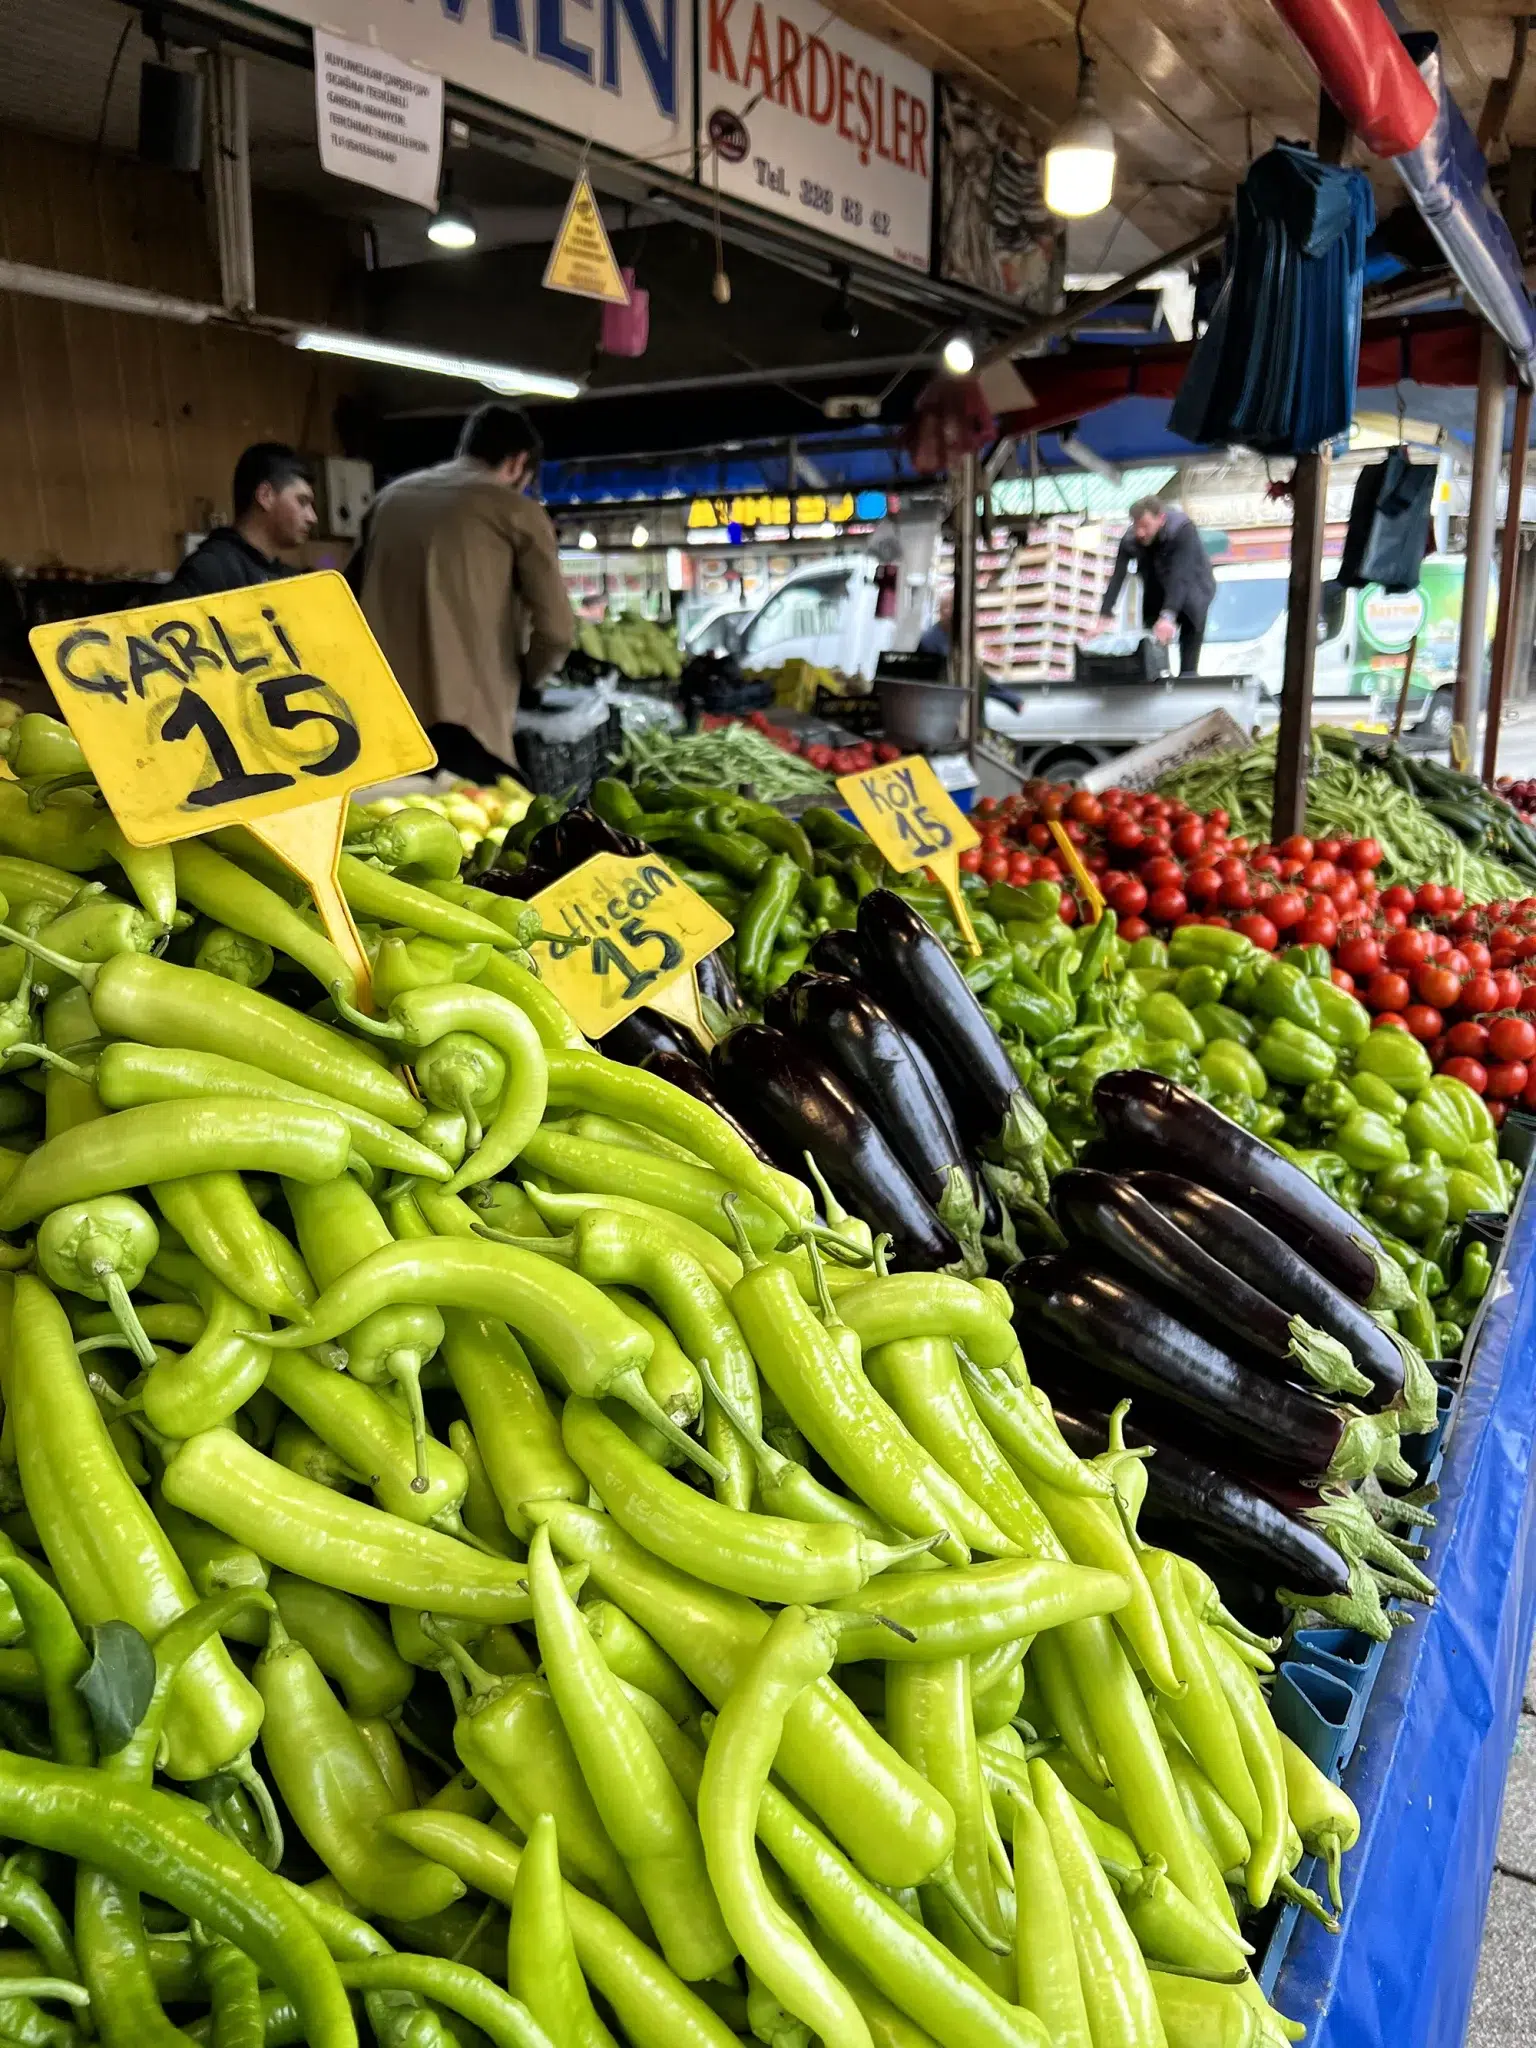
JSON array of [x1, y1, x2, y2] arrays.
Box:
[[1008, 1252, 1393, 1486], [697, 947, 745, 1019], [710, 1023, 963, 1270], [1091, 1071, 1398, 1308], [809, 928, 864, 979], [761, 975, 821, 1034], [1051, 1170, 1376, 1402], [642, 1048, 776, 1166], [855, 892, 1048, 1188], [783, 973, 985, 1249], [482, 807, 649, 898], [601, 1007, 703, 1070], [1126, 1170, 1405, 1405]]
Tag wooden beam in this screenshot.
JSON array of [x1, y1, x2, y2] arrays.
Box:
[[1477, 14, 1532, 154]]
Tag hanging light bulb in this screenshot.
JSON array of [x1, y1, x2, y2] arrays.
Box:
[[631, 524, 649, 548], [1043, 51, 1117, 219], [942, 334, 975, 376], [428, 175, 478, 250], [578, 529, 598, 550]]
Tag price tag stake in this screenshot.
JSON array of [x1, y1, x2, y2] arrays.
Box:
[[28, 572, 438, 1009], [528, 854, 732, 1040], [835, 754, 982, 953]]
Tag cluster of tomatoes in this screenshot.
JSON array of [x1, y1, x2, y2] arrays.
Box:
[[735, 712, 903, 778], [1374, 905, 1536, 1117], [965, 785, 1402, 950]]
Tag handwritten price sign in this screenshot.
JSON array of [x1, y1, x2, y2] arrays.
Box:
[[29, 571, 437, 1004], [834, 754, 981, 952], [529, 854, 732, 1039]]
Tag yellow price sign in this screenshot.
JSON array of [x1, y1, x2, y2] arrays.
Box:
[[529, 853, 732, 1041], [28, 571, 436, 1004], [834, 753, 982, 952]]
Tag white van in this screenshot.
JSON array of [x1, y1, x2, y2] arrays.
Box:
[[685, 556, 900, 678]]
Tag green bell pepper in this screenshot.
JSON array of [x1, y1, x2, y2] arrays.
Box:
[[1347, 1071, 1408, 1124], [1454, 1241, 1493, 1308], [1250, 960, 1327, 1033], [1008, 922, 1073, 965], [1436, 1321, 1466, 1357], [1128, 967, 1180, 1001], [962, 949, 1014, 996], [1310, 978, 1371, 1050], [1402, 1074, 1497, 1164], [1167, 925, 1257, 970], [1333, 1110, 1410, 1173], [1354, 1029, 1434, 1097], [1282, 943, 1333, 979], [1174, 964, 1229, 1009], [991, 971, 1076, 1044], [1138, 1039, 1201, 1084], [1271, 1141, 1359, 1204], [1254, 1018, 1337, 1085], [1199, 1040, 1267, 1100], [1063, 1031, 1137, 1096], [1126, 936, 1169, 969], [1366, 1156, 1450, 1240], [1191, 1001, 1256, 1048], [1138, 991, 1205, 1050], [987, 881, 1062, 924], [1300, 1079, 1359, 1129], [1447, 1156, 1506, 1222]]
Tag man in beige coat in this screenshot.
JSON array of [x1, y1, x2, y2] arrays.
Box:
[[356, 403, 574, 779]]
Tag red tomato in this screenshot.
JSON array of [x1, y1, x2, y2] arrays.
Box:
[[1063, 820, 1088, 846], [1106, 816, 1144, 854], [1382, 905, 1409, 929], [1442, 1056, 1489, 1094], [1185, 867, 1224, 904], [1171, 821, 1207, 860], [1447, 1020, 1490, 1058], [1520, 984, 1536, 1014], [1497, 970, 1526, 1010], [1427, 933, 1452, 958], [1147, 885, 1188, 924], [1032, 857, 1064, 883], [1516, 935, 1536, 962], [1212, 855, 1245, 884], [1381, 884, 1418, 914], [1140, 856, 1185, 891], [1373, 1012, 1410, 1031], [1251, 852, 1281, 876], [1236, 913, 1278, 951], [975, 796, 1000, 816], [1493, 924, 1524, 954], [1229, 835, 1250, 856], [1251, 882, 1277, 909], [1384, 929, 1431, 969], [1297, 912, 1339, 949], [1366, 970, 1411, 1012], [1491, 1099, 1510, 1127], [1331, 967, 1355, 992], [1027, 823, 1053, 851], [1314, 837, 1344, 863], [1346, 838, 1384, 871], [1444, 948, 1470, 977], [1489, 1015, 1536, 1064], [1336, 935, 1382, 979], [1208, 808, 1231, 831], [981, 853, 1010, 883], [1280, 835, 1313, 862], [1008, 853, 1035, 885], [1218, 876, 1253, 911], [1402, 1005, 1443, 1042], [1058, 894, 1079, 925], [1328, 876, 1360, 913], [1301, 860, 1338, 891], [1444, 886, 1466, 911], [1453, 912, 1482, 940], [1066, 790, 1103, 826], [1269, 890, 1307, 931], [1459, 973, 1502, 1014], [1105, 876, 1148, 918], [958, 848, 984, 873], [1085, 853, 1110, 875], [1414, 964, 1462, 1010], [1415, 881, 1447, 915], [1119, 915, 1150, 941], [1278, 858, 1306, 881]]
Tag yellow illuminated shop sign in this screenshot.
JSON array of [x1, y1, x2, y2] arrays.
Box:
[[688, 494, 858, 528]]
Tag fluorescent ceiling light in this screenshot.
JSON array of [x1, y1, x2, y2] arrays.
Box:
[[293, 328, 580, 400]]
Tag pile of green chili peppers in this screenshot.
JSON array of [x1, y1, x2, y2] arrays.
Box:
[[0, 716, 1364, 2048]]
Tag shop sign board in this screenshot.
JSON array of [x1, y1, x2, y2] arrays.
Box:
[[700, 0, 932, 270], [313, 30, 444, 210], [686, 491, 888, 529], [260, 0, 690, 163]]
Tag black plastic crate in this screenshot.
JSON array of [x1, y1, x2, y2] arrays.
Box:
[[514, 706, 624, 797]]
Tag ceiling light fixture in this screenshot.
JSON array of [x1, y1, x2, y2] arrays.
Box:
[[941, 333, 976, 376], [292, 329, 580, 400], [578, 529, 598, 550], [427, 175, 477, 251], [1043, 8, 1117, 219], [631, 524, 650, 547]]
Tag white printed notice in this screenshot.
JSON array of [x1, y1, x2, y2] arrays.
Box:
[[314, 30, 443, 211]]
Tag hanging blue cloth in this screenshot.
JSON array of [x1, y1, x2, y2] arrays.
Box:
[[1171, 143, 1375, 456]]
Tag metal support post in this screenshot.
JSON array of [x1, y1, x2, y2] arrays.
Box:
[[1483, 379, 1532, 786], [1457, 326, 1509, 765], [1272, 448, 1331, 838], [955, 450, 979, 745]]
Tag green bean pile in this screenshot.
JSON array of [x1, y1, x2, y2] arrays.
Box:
[[615, 725, 835, 801], [1159, 730, 1532, 900]]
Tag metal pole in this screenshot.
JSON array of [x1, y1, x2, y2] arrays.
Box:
[[977, 225, 1226, 368], [1483, 379, 1532, 786], [955, 450, 979, 745], [1272, 92, 1346, 841], [1457, 326, 1509, 767]]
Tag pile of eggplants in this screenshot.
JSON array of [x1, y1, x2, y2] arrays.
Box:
[[1011, 1070, 1441, 1637]]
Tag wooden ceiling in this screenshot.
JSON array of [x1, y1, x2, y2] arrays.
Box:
[[826, 0, 1536, 257]]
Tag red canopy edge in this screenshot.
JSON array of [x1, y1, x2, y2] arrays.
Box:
[[996, 309, 1486, 443], [1266, 0, 1436, 158]]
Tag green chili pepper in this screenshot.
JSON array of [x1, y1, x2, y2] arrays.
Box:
[[371, 935, 493, 1010], [1198, 1041, 1266, 1101], [1333, 1110, 1410, 1174], [504, 1811, 614, 2048], [1009, 1782, 1092, 2048], [1253, 1019, 1336, 1086], [736, 857, 803, 993], [348, 806, 464, 881], [1455, 1241, 1493, 1307], [172, 841, 355, 997], [1069, 908, 1117, 996], [1140, 1550, 1261, 1839], [267, 1574, 412, 1720], [34, 1194, 160, 1365], [1206, 1629, 1288, 1909], [151, 1172, 311, 1321], [1355, 1028, 1434, 1096]]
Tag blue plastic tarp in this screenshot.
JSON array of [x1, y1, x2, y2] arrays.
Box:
[[1275, 1183, 1536, 2044]]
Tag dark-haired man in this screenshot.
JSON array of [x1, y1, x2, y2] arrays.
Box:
[[1098, 493, 1215, 677], [355, 402, 574, 781], [163, 444, 316, 598]]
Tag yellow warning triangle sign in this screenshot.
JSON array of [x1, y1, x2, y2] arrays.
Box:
[[543, 173, 631, 306]]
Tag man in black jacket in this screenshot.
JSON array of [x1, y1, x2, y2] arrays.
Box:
[[1097, 495, 1216, 675], [162, 444, 316, 598]]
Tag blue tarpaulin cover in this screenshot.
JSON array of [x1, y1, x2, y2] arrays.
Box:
[[1275, 1183, 1536, 2044]]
